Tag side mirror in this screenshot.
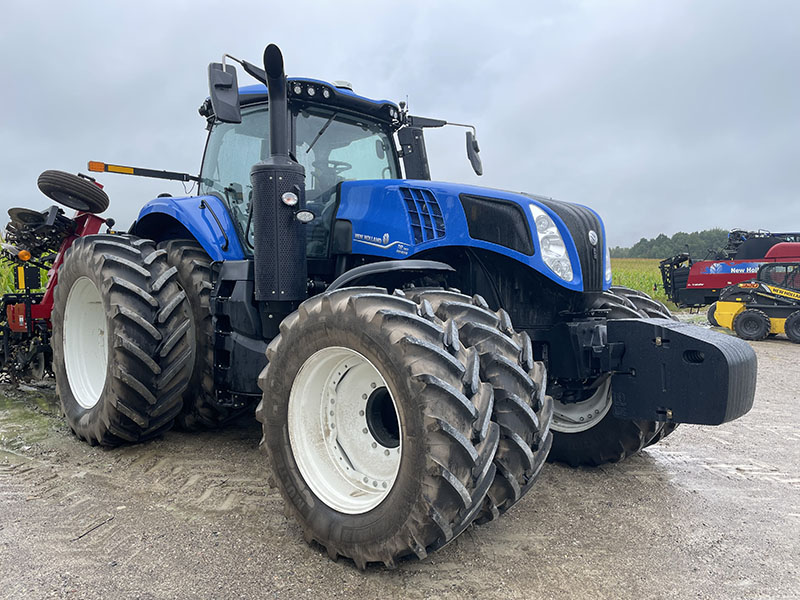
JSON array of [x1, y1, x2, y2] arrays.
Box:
[[208, 62, 241, 123], [466, 131, 483, 176]]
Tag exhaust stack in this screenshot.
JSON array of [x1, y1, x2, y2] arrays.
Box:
[[250, 44, 307, 306]]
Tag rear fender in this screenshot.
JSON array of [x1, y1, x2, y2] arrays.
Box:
[[134, 195, 245, 261]]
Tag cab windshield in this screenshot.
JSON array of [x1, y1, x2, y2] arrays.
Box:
[[200, 104, 398, 256]]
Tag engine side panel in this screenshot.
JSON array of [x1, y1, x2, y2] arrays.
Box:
[[335, 180, 611, 293]]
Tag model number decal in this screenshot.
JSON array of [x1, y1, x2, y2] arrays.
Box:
[[354, 233, 409, 256]]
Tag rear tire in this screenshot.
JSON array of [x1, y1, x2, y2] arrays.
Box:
[[159, 240, 252, 429], [406, 289, 552, 524], [52, 235, 193, 446], [733, 308, 771, 341], [707, 302, 719, 327], [784, 310, 800, 343], [257, 287, 500, 568]]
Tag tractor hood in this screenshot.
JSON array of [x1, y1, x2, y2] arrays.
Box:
[[334, 179, 611, 292]]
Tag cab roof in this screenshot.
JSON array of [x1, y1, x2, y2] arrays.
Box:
[[236, 78, 401, 126]]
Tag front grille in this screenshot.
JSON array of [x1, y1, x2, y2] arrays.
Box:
[[526, 194, 604, 291], [400, 187, 445, 244]]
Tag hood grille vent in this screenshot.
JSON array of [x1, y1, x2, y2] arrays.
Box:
[[400, 187, 445, 244]]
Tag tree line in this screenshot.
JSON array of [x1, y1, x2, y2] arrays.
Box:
[[610, 228, 729, 259]]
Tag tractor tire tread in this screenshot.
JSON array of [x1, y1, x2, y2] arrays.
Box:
[[258, 286, 501, 568], [52, 235, 192, 446]]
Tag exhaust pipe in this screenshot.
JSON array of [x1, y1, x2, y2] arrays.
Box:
[[264, 44, 289, 158], [250, 44, 307, 306]]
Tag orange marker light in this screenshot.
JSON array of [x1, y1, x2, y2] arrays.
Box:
[[18, 250, 31, 261], [88, 161, 105, 172]]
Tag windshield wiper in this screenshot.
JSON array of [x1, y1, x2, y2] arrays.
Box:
[[306, 113, 338, 153]]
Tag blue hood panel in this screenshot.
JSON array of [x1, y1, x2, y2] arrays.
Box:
[[336, 180, 610, 292]]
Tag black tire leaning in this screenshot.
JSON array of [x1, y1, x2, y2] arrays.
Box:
[[257, 287, 499, 569], [733, 308, 771, 341], [707, 302, 719, 327], [159, 240, 252, 429], [785, 311, 800, 343], [37, 170, 110, 214], [549, 288, 671, 466], [406, 289, 552, 524], [52, 234, 194, 446]]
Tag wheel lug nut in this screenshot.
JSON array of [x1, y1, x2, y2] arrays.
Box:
[[371, 442, 377, 448], [359, 410, 365, 416], [384, 449, 390, 456], [362, 428, 368, 434]]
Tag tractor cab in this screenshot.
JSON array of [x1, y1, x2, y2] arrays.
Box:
[[198, 86, 401, 257]]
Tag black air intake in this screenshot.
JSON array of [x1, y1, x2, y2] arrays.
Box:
[[459, 194, 534, 256]]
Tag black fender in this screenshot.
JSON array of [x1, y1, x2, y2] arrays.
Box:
[[327, 260, 455, 291]]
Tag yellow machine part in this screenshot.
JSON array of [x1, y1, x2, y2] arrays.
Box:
[[715, 301, 786, 334]]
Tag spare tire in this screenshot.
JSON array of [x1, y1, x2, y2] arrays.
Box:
[[37, 170, 109, 214]]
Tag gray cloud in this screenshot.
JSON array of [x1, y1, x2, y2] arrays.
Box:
[[1, 0, 798, 247]]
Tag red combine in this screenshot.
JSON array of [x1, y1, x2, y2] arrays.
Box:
[[660, 229, 800, 309]]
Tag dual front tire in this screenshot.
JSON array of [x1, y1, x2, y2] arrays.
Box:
[[257, 287, 551, 568]]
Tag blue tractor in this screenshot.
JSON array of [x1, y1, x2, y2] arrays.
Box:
[[6, 44, 756, 568]]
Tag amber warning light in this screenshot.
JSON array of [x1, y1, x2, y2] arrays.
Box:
[[86, 161, 200, 183]]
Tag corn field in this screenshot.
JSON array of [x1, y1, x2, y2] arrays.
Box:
[[610, 258, 676, 308]]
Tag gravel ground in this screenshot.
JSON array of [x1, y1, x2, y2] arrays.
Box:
[[1, 338, 798, 600]]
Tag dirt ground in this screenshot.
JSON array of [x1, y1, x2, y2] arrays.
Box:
[[1, 338, 798, 600]]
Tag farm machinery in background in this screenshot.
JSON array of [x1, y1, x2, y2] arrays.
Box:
[[1, 172, 110, 380], [660, 229, 800, 324], [714, 262, 800, 342], [0, 44, 757, 568]]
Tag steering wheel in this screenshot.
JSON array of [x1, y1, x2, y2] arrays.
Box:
[[328, 160, 352, 176]]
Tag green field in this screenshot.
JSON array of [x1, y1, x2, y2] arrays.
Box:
[[610, 257, 675, 308]]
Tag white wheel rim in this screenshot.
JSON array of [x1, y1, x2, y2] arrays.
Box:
[[551, 377, 612, 433], [63, 277, 107, 409], [288, 347, 402, 514]]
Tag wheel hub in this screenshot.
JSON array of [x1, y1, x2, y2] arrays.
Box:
[[63, 277, 107, 409], [288, 347, 402, 514], [551, 377, 612, 433]]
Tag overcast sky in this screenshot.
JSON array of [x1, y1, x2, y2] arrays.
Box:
[[1, 1, 798, 247]]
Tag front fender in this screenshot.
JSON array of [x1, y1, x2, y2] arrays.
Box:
[[136, 195, 246, 261]]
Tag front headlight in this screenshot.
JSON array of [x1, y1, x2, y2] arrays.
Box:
[[605, 243, 612, 282], [529, 204, 573, 282]]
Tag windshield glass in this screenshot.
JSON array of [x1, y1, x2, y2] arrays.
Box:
[[200, 104, 397, 255]]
